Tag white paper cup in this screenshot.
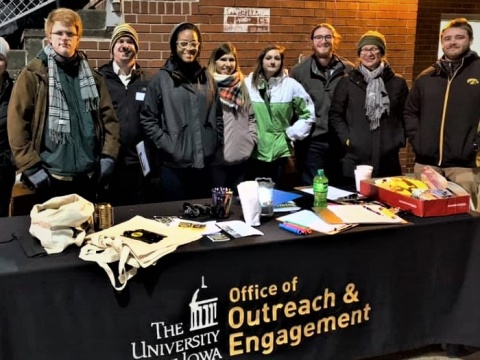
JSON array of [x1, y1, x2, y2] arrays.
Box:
[[356, 165, 373, 173], [355, 169, 372, 192]]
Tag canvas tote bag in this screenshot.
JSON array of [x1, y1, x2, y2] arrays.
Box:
[[79, 215, 202, 291], [30, 194, 94, 254]]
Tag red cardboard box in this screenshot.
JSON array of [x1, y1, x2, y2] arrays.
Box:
[[359, 178, 471, 217]]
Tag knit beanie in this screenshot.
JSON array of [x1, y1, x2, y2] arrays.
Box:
[[0, 37, 10, 60], [357, 30, 386, 56], [110, 23, 139, 53]]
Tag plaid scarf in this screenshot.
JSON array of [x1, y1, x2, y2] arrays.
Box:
[[44, 45, 99, 144], [214, 72, 244, 108], [359, 62, 390, 131]]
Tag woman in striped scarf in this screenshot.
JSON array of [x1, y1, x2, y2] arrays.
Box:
[[207, 42, 258, 192]]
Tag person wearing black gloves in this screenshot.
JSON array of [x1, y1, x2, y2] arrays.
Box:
[[7, 8, 119, 204]]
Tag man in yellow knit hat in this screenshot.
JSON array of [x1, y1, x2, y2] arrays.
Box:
[[99, 23, 159, 205]]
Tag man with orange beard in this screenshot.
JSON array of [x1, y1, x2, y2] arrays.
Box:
[[290, 23, 354, 186]]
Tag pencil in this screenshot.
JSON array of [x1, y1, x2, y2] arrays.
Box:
[[379, 207, 396, 219]]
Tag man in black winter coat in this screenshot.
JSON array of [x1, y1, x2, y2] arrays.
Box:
[[99, 23, 159, 205], [404, 18, 480, 211]]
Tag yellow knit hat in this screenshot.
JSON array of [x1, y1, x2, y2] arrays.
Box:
[[110, 23, 139, 53]]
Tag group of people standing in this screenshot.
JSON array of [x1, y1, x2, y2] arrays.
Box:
[[0, 7, 479, 215]]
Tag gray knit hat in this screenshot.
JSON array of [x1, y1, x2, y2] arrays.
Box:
[[0, 37, 10, 60], [110, 23, 139, 53], [357, 30, 386, 56]]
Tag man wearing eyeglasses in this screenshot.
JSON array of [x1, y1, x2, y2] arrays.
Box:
[[290, 23, 354, 186], [329, 30, 408, 184], [7, 7, 119, 204]]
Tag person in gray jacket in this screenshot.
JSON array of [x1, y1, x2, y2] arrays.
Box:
[[290, 23, 354, 186], [140, 23, 223, 201], [207, 42, 257, 192]]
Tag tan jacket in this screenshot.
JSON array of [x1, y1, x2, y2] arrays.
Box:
[[7, 56, 119, 173]]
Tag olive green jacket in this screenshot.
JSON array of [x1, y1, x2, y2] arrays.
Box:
[[7, 56, 120, 173]]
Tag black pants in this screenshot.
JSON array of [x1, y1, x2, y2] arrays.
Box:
[[34, 174, 97, 205]]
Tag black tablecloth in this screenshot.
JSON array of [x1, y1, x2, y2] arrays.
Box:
[[1, 198, 479, 360]]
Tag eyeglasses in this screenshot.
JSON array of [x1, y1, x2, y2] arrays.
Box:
[[313, 34, 333, 42], [51, 31, 78, 38], [176, 41, 201, 49], [360, 47, 380, 55]]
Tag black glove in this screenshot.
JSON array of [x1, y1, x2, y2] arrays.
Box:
[[24, 168, 50, 190]]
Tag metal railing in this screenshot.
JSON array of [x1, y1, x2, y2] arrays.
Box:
[[0, 0, 57, 30]]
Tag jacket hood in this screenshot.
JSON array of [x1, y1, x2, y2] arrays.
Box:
[[169, 22, 203, 60], [162, 56, 206, 85]]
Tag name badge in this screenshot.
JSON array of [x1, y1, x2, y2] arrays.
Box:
[[135, 92, 145, 101]]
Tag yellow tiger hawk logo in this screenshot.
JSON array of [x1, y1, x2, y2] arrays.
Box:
[[467, 78, 479, 85]]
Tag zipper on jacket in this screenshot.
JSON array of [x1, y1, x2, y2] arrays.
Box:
[[438, 59, 463, 166]]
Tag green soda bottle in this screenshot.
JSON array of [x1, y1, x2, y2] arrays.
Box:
[[313, 169, 328, 208]]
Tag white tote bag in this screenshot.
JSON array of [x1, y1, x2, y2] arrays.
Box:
[[79, 216, 202, 291], [30, 194, 94, 254]]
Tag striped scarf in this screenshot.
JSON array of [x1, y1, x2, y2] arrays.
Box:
[[358, 62, 390, 131], [44, 45, 99, 144], [214, 72, 244, 108]]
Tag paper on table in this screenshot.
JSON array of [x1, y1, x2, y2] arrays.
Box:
[[326, 204, 407, 224], [276, 210, 354, 235], [169, 218, 221, 235], [216, 220, 264, 238]]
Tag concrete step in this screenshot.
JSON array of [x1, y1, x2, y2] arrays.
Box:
[[9, 9, 109, 77]]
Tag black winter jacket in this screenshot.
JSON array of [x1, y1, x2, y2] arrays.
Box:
[[140, 59, 223, 169], [404, 51, 480, 168], [98, 62, 150, 166], [329, 64, 409, 178]]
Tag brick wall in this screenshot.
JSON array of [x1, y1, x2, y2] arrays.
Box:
[[85, 0, 421, 173], [413, 0, 480, 79], [112, 0, 419, 82]]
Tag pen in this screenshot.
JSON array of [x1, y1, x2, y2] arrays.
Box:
[[362, 205, 385, 217], [279, 223, 304, 235]]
